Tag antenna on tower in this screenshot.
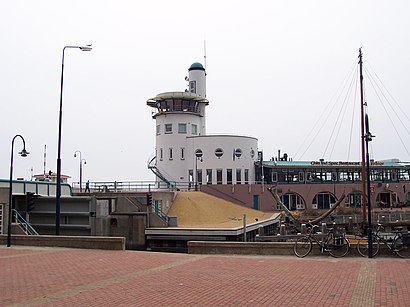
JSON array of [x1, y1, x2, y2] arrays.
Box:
[[43, 144, 47, 175], [203, 39, 207, 72]]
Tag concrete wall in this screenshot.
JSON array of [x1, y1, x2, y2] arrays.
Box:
[[153, 191, 175, 215], [188, 241, 396, 257], [93, 193, 173, 250], [0, 234, 125, 250], [188, 241, 296, 256], [101, 214, 147, 250]]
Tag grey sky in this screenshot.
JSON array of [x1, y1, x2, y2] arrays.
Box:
[[1, 0, 410, 183]]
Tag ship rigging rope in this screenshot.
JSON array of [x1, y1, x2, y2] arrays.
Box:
[[325, 64, 358, 160], [364, 67, 410, 159], [365, 58, 410, 124], [294, 60, 358, 160], [346, 68, 359, 162]]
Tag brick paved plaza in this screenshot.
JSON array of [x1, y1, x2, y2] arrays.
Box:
[[1, 246, 409, 307]]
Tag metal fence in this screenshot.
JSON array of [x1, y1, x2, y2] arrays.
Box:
[[72, 180, 194, 193]]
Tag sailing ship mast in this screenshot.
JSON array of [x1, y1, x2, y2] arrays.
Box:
[[359, 48, 367, 222]]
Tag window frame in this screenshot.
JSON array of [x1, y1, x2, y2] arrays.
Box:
[[178, 123, 187, 134], [165, 124, 173, 134]]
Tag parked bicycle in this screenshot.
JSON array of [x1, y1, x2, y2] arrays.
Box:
[[294, 224, 350, 258], [356, 223, 410, 258]]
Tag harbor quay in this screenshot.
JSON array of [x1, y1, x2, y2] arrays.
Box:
[[1, 246, 409, 307]]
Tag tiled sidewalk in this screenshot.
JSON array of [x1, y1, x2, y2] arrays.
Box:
[[1, 246, 409, 306]]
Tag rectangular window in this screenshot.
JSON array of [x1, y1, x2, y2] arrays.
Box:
[[165, 124, 172, 134], [181, 147, 185, 160], [178, 123, 187, 134], [156, 125, 160, 135], [392, 171, 397, 181], [244, 169, 249, 184], [236, 169, 242, 184], [272, 171, 278, 182], [206, 169, 212, 184], [191, 124, 198, 135], [217, 169, 223, 184], [169, 148, 173, 160], [160, 148, 163, 161], [227, 169, 232, 184], [189, 80, 196, 93], [299, 172, 304, 182]]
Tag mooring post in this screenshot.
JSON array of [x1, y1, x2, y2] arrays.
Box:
[[348, 217, 353, 231], [258, 225, 264, 236], [322, 222, 327, 234], [301, 223, 307, 235], [280, 222, 286, 236]]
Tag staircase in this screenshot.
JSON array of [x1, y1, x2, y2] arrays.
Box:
[[147, 156, 178, 190], [13, 209, 39, 235]]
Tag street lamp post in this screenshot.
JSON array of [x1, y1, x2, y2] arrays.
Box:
[[56, 45, 92, 235], [7, 135, 29, 247], [74, 150, 86, 192]]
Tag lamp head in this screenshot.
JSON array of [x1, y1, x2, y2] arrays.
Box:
[[80, 44, 92, 51], [19, 149, 29, 157], [74, 153, 77, 158]]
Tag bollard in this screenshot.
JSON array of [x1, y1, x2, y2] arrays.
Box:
[[348, 217, 353, 231], [258, 225, 265, 236], [280, 223, 286, 236], [322, 222, 327, 234], [301, 223, 307, 235]]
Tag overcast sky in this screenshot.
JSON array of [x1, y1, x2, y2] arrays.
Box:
[[1, 0, 410, 184]]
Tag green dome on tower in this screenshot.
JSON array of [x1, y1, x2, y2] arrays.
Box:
[[189, 62, 205, 71]]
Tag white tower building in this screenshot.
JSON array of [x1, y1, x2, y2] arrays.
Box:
[[147, 63, 209, 187], [147, 62, 258, 189]]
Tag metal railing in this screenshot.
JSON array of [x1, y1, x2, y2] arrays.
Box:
[[300, 213, 410, 225], [152, 200, 169, 223], [0, 179, 72, 197], [72, 180, 195, 193], [73, 181, 160, 192], [13, 209, 39, 236]]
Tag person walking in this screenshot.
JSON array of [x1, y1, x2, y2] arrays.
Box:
[[85, 180, 90, 193]]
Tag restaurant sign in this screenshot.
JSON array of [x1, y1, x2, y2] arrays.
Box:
[[310, 161, 385, 166]]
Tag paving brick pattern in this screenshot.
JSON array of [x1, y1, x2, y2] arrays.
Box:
[[1, 246, 409, 306]]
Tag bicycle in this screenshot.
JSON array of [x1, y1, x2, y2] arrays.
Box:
[[356, 223, 410, 258], [294, 224, 350, 258]]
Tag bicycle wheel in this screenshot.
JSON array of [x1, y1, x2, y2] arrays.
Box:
[[294, 236, 312, 258], [393, 236, 410, 258], [356, 235, 380, 257], [327, 236, 350, 258]]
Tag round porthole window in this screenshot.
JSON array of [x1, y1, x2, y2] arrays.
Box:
[[250, 149, 255, 159], [234, 148, 242, 158], [215, 148, 224, 158], [195, 149, 203, 158]]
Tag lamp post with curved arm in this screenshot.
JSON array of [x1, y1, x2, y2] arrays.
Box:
[[56, 45, 92, 235], [7, 135, 29, 247], [74, 150, 86, 192]]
